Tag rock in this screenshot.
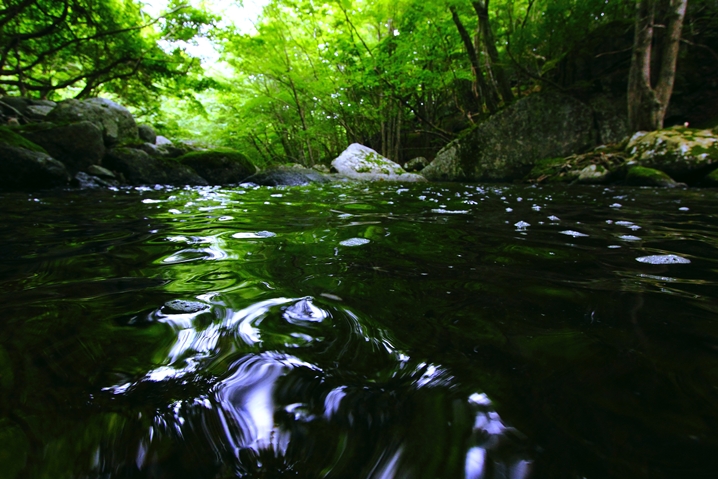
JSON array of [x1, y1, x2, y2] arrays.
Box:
[[625, 166, 683, 187], [162, 300, 208, 314], [175, 149, 256, 185], [135, 142, 167, 158], [577, 164, 612, 184], [72, 171, 117, 189], [19, 121, 105, 174], [626, 126, 718, 181], [0, 96, 56, 121], [104, 147, 208, 186], [422, 92, 595, 181], [404, 157, 429, 172], [0, 125, 47, 153], [245, 167, 331, 186], [0, 145, 70, 190], [156, 135, 172, 146], [331, 144, 426, 182], [138, 124, 157, 144], [86, 165, 116, 179], [312, 164, 331, 173], [47, 97, 138, 146], [589, 94, 629, 145]]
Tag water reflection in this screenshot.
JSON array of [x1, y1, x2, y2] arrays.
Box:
[[2, 183, 718, 478]]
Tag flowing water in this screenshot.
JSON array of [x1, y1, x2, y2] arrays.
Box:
[[1, 182, 718, 479]]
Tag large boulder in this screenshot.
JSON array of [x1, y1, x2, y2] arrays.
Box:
[[331, 144, 426, 182], [19, 121, 105, 174], [245, 166, 331, 186], [104, 148, 207, 186], [625, 126, 718, 181], [422, 92, 596, 182], [0, 145, 70, 190], [625, 166, 683, 188], [47, 98, 138, 146], [175, 149, 256, 185]]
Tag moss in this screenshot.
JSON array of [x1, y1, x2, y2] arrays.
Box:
[[176, 148, 249, 167], [0, 126, 47, 153], [625, 166, 679, 187]]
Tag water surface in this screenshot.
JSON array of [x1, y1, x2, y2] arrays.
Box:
[[1, 182, 717, 478]]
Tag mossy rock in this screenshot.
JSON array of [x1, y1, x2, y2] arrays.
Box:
[[175, 148, 256, 185], [625, 166, 682, 188], [0, 126, 46, 153], [626, 126, 718, 181]]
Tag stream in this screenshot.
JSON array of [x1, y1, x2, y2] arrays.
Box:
[[1, 181, 717, 478]]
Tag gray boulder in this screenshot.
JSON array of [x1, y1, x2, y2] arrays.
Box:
[[246, 167, 331, 186], [20, 121, 105, 174], [138, 124, 157, 144], [47, 98, 138, 146], [86, 165, 116, 180], [0, 145, 70, 190], [332, 144, 426, 182], [422, 92, 595, 182], [104, 147, 208, 186]]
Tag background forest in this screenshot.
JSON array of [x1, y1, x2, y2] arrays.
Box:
[[2, 0, 717, 167]]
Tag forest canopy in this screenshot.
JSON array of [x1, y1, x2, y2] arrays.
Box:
[[2, 0, 717, 167]]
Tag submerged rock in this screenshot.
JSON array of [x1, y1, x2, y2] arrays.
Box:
[[72, 171, 117, 189], [626, 126, 718, 181], [422, 92, 595, 181], [625, 166, 683, 188], [175, 149, 256, 185], [332, 144, 426, 182], [47, 98, 138, 146], [162, 300, 208, 314], [246, 166, 330, 186]]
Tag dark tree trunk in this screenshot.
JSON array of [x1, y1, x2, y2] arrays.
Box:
[[472, 0, 514, 103], [449, 5, 497, 114], [628, 0, 688, 131]]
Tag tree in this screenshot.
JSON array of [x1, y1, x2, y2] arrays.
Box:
[[0, 0, 215, 102], [628, 0, 688, 131]]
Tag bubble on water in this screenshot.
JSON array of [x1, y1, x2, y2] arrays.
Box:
[[560, 230, 588, 238], [636, 254, 691, 265], [619, 235, 642, 241], [432, 209, 470, 214], [514, 221, 530, 230], [340, 238, 370, 247], [232, 231, 277, 239]]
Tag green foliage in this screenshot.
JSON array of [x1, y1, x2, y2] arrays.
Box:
[[0, 0, 216, 109]]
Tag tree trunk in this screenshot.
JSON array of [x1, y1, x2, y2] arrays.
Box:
[[449, 5, 497, 114], [628, 0, 688, 132], [472, 0, 514, 103], [655, 0, 688, 123]]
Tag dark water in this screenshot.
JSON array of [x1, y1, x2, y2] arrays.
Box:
[[1, 182, 718, 479]]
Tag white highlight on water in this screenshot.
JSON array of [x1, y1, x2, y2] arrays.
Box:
[[636, 254, 691, 264]]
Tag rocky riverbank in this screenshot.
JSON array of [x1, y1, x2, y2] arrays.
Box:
[[2, 93, 717, 192]]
